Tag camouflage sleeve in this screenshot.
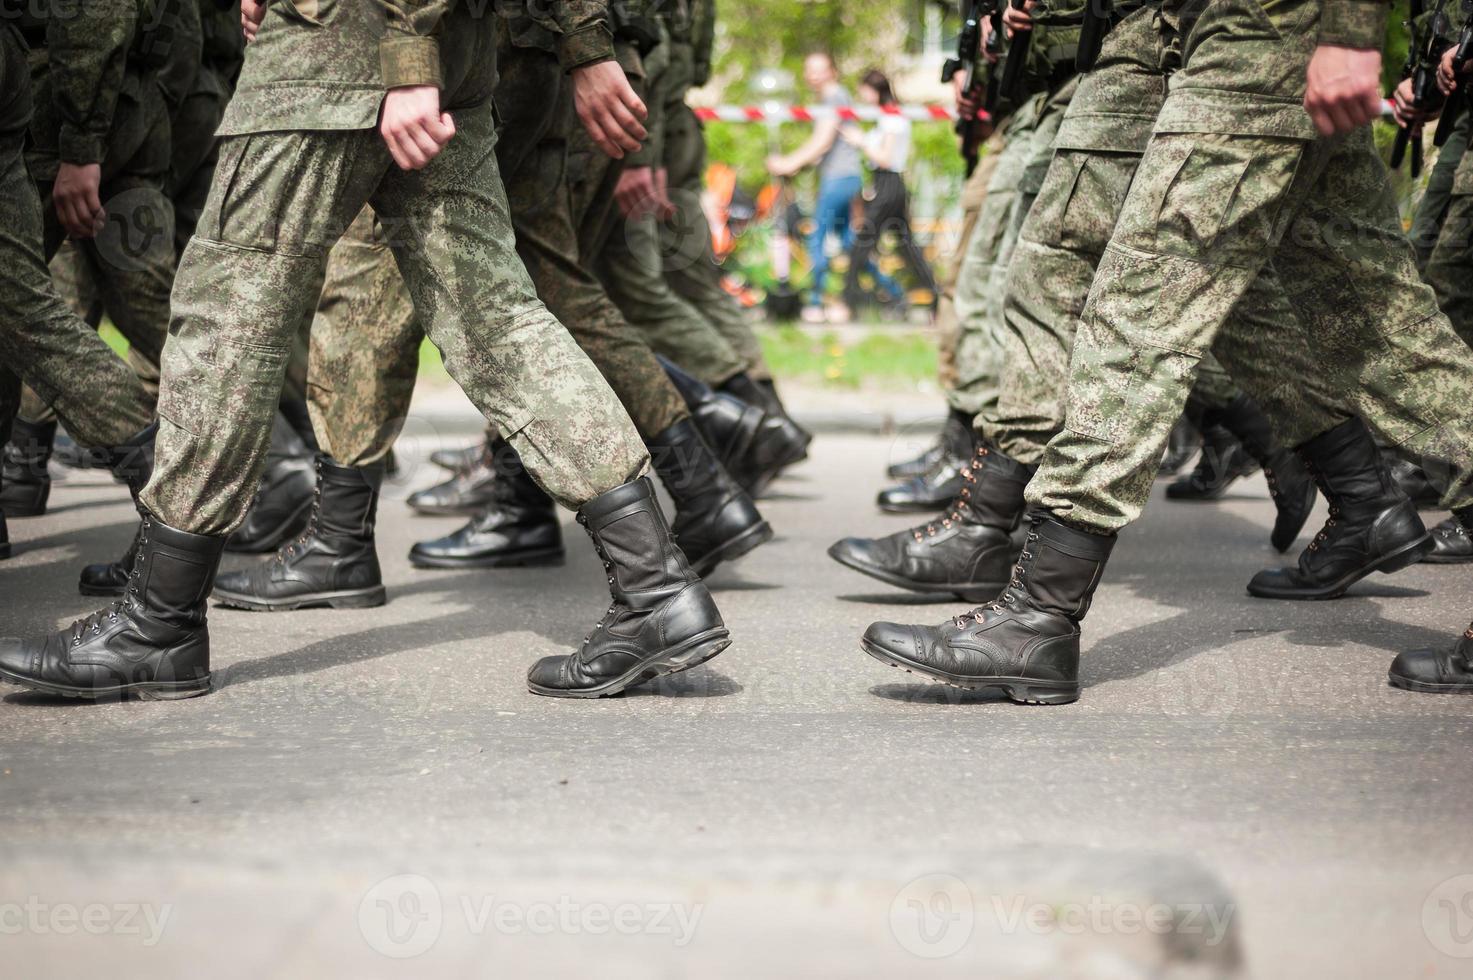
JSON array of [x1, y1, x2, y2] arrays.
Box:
[[379, 0, 453, 90], [46, 0, 139, 165], [553, 0, 616, 71], [691, 0, 716, 87], [1320, 0, 1389, 49]]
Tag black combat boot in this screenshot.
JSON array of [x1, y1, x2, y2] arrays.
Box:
[[409, 446, 564, 568], [0, 418, 58, 517], [659, 357, 806, 497], [226, 413, 317, 554], [875, 414, 975, 513], [888, 408, 972, 480], [0, 479, 9, 561], [430, 438, 488, 474], [1157, 413, 1200, 477], [1426, 507, 1473, 564], [859, 514, 1115, 705], [1388, 622, 1473, 693], [212, 457, 386, 611], [1165, 410, 1257, 501], [830, 443, 1034, 601], [720, 371, 812, 460], [648, 417, 773, 576], [526, 477, 730, 698], [408, 441, 500, 516], [0, 516, 223, 700], [1385, 453, 1445, 509], [77, 426, 160, 597], [1247, 418, 1433, 600], [1209, 394, 1317, 552]]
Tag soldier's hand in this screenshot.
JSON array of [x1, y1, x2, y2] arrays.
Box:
[[241, 0, 266, 42], [1304, 44, 1383, 136], [1002, 0, 1036, 38], [54, 162, 105, 239], [572, 61, 648, 160], [1439, 46, 1466, 96], [1392, 76, 1436, 129], [380, 86, 456, 171], [615, 167, 659, 218], [979, 16, 999, 64]]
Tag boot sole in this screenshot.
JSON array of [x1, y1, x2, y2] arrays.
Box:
[[827, 544, 1006, 603], [528, 629, 732, 699], [0, 664, 211, 701], [1422, 552, 1473, 565], [1388, 672, 1473, 694], [212, 585, 388, 612], [689, 521, 774, 578], [1247, 533, 1436, 600], [225, 497, 316, 554], [860, 638, 1078, 705], [408, 546, 566, 570]]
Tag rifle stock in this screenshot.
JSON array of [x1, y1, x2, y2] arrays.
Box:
[[1077, 0, 1113, 72]]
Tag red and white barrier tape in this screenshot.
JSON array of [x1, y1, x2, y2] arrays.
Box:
[[692, 104, 966, 124], [693, 101, 1403, 123]]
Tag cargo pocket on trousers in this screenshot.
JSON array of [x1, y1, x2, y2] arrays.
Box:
[[157, 337, 291, 438]]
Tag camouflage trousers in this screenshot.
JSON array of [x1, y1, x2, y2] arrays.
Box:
[[143, 85, 647, 533], [951, 85, 1073, 420], [1421, 126, 1473, 351], [935, 142, 1002, 394], [1411, 112, 1471, 272], [16, 76, 176, 427], [1028, 0, 1473, 530], [985, 2, 1339, 465], [300, 47, 690, 465], [660, 100, 771, 380], [0, 24, 152, 448]]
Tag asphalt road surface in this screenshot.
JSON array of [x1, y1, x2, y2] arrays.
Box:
[[1, 432, 1470, 978]]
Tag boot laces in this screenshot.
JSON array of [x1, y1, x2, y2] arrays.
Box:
[[1307, 505, 1340, 552], [954, 527, 1035, 627], [69, 605, 123, 647], [914, 448, 986, 542], [580, 518, 619, 646], [277, 483, 323, 565]]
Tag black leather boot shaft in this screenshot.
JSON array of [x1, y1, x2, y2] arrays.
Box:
[[409, 446, 564, 568], [1248, 418, 1432, 600], [79, 518, 144, 596], [722, 373, 813, 461], [1165, 415, 1254, 501], [889, 409, 974, 480], [104, 423, 157, 501], [526, 477, 729, 698], [1008, 516, 1117, 620], [212, 457, 386, 611], [648, 418, 772, 576], [0, 515, 224, 700], [659, 356, 797, 497], [1, 417, 58, 517], [227, 413, 318, 554]]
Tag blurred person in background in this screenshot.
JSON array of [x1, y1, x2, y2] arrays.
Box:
[[766, 51, 863, 323], [839, 68, 939, 319]]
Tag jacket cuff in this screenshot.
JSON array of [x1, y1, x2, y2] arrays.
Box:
[[1319, 1, 1388, 50], [380, 34, 442, 90], [558, 23, 616, 72], [59, 128, 106, 166]]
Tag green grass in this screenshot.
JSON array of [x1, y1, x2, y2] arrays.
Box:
[[757, 324, 937, 390], [100, 321, 933, 390]]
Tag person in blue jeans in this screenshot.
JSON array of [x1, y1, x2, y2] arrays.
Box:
[[767, 52, 864, 323]]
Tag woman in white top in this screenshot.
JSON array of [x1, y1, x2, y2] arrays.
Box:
[[840, 69, 939, 315]]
